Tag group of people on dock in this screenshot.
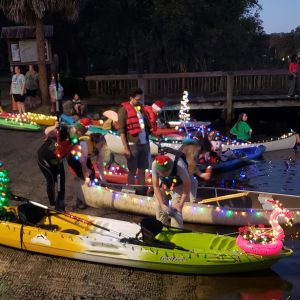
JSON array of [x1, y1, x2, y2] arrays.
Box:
[[38, 88, 253, 228]]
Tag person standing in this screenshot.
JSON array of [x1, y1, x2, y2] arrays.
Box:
[[49, 74, 64, 114], [10, 66, 26, 114], [25, 64, 39, 109], [288, 54, 299, 97], [230, 112, 253, 142], [118, 88, 151, 186], [37, 122, 70, 211]]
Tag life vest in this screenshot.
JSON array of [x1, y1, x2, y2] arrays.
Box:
[[121, 102, 143, 135], [157, 148, 188, 189], [144, 105, 157, 132]]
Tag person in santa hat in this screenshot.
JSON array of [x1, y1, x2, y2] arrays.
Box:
[[152, 152, 198, 228], [143, 100, 165, 134]]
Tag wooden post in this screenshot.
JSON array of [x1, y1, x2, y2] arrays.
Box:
[[137, 75, 146, 104], [96, 80, 99, 97], [226, 72, 233, 124]]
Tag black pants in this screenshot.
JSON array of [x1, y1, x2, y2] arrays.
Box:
[[37, 158, 65, 209]]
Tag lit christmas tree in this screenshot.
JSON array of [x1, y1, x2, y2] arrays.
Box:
[[179, 90, 191, 133], [0, 164, 11, 219]]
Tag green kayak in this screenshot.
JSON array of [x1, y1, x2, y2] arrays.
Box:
[[0, 118, 41, 131]]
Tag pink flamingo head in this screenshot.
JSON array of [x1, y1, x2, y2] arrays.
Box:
[[268, 199, 293, 227]]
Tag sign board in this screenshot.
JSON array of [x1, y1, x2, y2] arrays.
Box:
[[8, 39, 51, 65]]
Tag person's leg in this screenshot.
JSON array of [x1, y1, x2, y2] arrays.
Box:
[[170, 193, 183, 228], [55, 163, 66, 210], [16, 101, 22, 114], [288, 76, 296, 96], [137, 143, 150, 186], [190, 175, 198, 202], [127, 145, 138, 184], [20, 102, 26, 114], [155, 191, 169, 225], [37, 159, 56, 206]]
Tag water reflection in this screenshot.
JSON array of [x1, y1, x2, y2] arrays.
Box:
[[212, 148, 300, 195]]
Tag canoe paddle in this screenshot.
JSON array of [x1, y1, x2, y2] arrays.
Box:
[[198, 192, 249, 204], [11, 194, 191, 251]]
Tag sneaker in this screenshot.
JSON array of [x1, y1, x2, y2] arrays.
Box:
[[295, 95, 298, 97], [76, 198, 88, 209], [76, 203, 88, 209]]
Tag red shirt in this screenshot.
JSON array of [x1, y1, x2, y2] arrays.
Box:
[[289, 62, 299, 74]]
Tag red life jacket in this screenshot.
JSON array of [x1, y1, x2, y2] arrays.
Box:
[[121, 102, 142, 135], [144, 105, 157, 132]]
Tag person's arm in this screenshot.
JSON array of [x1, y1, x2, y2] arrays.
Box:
[[118, 107, 131, 157], [44, 121, 59, 137], [79, 141, 90, 181], [10, 76, 13, 95], [20, 75, 25, 95], [152, 164, 169, 212], [230, 123, 238, 136], [173, 162, 191, 213], [94, 141, 106, 181]]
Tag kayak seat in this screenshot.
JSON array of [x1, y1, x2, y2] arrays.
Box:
[[18, 203, 47, 226], [18, 203, 58, 231], [140, 217, 182, 250]]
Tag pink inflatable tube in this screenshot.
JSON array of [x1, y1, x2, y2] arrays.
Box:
[[236, 235, 283, 256]]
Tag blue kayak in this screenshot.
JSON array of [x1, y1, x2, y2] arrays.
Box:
[[199, 145, 266, 172]]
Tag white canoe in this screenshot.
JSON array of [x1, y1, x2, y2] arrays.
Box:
[[105, 132, 297, 155], [105, 133, 160, 155], [82, 184, 300, 226], [222, 132, 297, 152]]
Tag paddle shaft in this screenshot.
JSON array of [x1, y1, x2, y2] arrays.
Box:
[[11, 195, 129, 238], [199, 192, 249, 204]]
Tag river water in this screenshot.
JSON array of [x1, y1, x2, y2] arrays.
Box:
[[192, 146, 300, 300]]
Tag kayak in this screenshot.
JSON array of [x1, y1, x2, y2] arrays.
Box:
[[0, 117, 40, 131], [0, 204, 292, 274], [199, 145, 265, 172], [221, 132, 297, 152], [0, 112, 56, 126], [83, 184, 300, 226], [103, 146, 265, 185]]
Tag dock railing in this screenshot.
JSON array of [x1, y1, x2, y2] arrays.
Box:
[[85, 69, 289, 99]]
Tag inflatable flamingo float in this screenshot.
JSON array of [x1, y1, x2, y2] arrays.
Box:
[[237, 200, 293, 256]]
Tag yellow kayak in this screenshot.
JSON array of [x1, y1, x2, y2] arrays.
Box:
[[0, 203, 292, 274]]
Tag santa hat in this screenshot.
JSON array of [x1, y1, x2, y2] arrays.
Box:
[[152, 100, 165, 112], [154, 155, 173, 171], [75, 118, 91, 134]]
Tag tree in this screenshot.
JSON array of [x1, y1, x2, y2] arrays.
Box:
[[0, 0, 79, 105]]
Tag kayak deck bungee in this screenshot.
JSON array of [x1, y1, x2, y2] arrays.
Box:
[[0, 204, 292, 274]]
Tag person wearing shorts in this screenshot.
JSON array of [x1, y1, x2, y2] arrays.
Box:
[[118, 88, 151, 186], [10, 66, 26, 114], [25, 64, 39, 109]]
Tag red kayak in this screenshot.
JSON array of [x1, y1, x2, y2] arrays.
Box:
[[104, 164, 152, 185]]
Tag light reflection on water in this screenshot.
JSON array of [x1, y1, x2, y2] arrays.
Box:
[[213, 147, 300, 195], [193, 147, 300, 299]]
